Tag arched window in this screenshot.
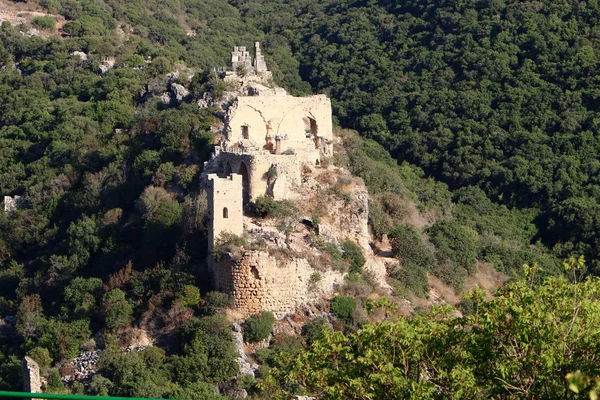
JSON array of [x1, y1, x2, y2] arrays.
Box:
[[223, 207, 229, 218]]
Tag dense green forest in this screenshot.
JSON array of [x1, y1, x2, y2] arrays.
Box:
[[1, 0, 600, 397], [234, 0, 600, 272]]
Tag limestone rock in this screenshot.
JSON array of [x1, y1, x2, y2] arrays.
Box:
[[160, 92, 171, 105], [363, 256, 393, 294], [170, 83, 189, 102], [220, 385, 248, 398], [4, 195, 23, 216], [70, 51, 87, 61], [98, 58, 115, 75], [231, 323, 256, 377]]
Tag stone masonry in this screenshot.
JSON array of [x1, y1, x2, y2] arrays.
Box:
[[207, 174, 244, 253], [23, 356, 42, 396], [203, 43, 345, 314], [213, 251, 344, 314]]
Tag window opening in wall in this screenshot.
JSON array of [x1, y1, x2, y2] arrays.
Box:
[[223, 207, 229, 218], [308, 117, 319, 147], [242, 125, 249, 139], [309, 117, 318, 136]]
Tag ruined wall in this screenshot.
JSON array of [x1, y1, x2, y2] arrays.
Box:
[[225, 94, 333, 155], [204, 152, 304, 202], [23, 356, 41, 395], [207, 174, 244, 252], [213, 251, 344, 314]]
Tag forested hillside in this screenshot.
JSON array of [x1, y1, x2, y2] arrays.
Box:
[[1, 0, 600, 397], [234, 0, 600, 272]]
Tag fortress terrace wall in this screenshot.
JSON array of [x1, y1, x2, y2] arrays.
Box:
[[213, 251, 344, 314]]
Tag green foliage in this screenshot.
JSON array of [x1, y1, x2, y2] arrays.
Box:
[[203, 291, 231, 315], [31, 16, 56, 30], [103, 289, 133, 332], [428, 220, 480, 275], [341, 240, 365, 275], [253, 196, 297, 218], [320, 242, 342, 262], [269, 266, 600, 399], [393, 264, 429, 298], [47, 369, 63, 391], [97, 347, 172, 398], [177, 285, 200, 309], [171, 381, 226, 400], [301, 317, 328, 345], [244, 311, 275, 343], [27, 347, 51, 369], [329, 296, 356, 323], [171, 315, 239, 384], [389, 225, 435, 270], [63, 277, 103, 318]]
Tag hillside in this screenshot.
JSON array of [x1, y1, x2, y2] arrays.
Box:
[[1, 0, 600, 398], [235, 0, 600, 271]]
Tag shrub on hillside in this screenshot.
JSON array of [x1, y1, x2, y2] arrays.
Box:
[[330, 296, 357, 323], [253, 196, 297, 218], [342, 240, 366, 274], [102, 289, 133, 332], [389, 225, 436, 269], [392, 263, 429, 298], [32, 16, 55, 29], [47, 369, 63, 390], [244, 312, 275, 343], [427, 220, 480, 274], [368, 198, 393, 240], [204, 291, 231, 315], [302, 317, 328, 345]]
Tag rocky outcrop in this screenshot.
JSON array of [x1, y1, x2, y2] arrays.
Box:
[[98, 58, 115, 75], [61, 351, 100, 384], [4, 195, 24, 216], [231, 322, 257, 377], [170, 83, 190, 102], [70, 51, 88, 61]]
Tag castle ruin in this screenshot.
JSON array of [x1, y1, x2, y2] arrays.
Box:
[[202, 43, 346, 314]]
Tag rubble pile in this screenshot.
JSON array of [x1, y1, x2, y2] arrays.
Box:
[[61, 351, 100, 384]]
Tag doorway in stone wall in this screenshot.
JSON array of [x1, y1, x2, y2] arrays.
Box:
[[238, 162, 250, 206], [242, 125, 249, 139]]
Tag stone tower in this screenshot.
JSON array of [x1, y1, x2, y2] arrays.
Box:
[[231, 46, 252, 71], [207, 174, 244, 253], [23, 356, 41, 396], [254, 41, 268, 72]]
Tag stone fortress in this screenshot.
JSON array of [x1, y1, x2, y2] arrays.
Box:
[[201, 43, 378, 314]]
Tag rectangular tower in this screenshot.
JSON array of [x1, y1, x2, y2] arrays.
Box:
[[207, 174, 244, 254], [254, 41, 268, 72]]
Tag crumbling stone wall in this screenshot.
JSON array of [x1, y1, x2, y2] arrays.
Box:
[[203, 151, 306, 202], [225, 94, 333, 156], [23, 356, 41, 395], [214, 251, 344, 314]]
